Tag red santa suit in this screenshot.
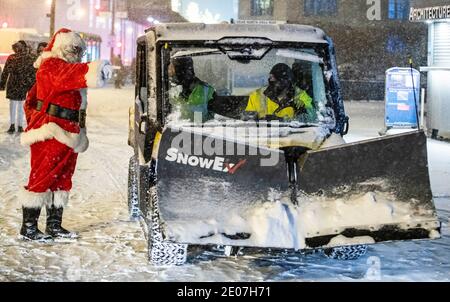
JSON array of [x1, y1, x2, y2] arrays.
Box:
[[20, 28, 108, 209]]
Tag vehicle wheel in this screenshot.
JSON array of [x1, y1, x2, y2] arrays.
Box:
[[147, 186, 188, 266], [323, 245, 368, 260], [138, 161, 155, 218], [127, 156, 140, 220]]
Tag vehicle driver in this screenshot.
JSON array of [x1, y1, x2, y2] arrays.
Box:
[[244, 63, 316, 122]]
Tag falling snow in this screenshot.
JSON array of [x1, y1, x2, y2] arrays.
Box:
[[0, 87, 448, 281]]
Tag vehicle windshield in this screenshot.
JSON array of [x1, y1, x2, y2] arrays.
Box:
[[162, 44, 335, 126]]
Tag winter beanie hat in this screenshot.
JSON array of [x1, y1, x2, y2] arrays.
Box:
[[270, 63, 294, 82], [171, 56, 195, 86]]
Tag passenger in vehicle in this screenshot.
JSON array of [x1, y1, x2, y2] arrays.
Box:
[[292, 61, 314, 98], [168, 56, 217, 122]]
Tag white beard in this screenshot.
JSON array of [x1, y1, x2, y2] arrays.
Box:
[[64, 51, 82, 63]]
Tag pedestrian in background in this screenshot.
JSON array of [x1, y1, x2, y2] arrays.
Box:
[[0, 40, 36, 134], [113, 54, 125, 89], [36, 42, 48, 57]]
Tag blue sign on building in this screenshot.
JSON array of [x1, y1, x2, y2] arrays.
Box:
[[385, 67, 420, 128]]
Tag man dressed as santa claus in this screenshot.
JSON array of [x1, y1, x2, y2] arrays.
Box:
[[20, 28, 113, 241]]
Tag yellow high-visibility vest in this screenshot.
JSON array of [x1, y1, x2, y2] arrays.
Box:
[[245, 87, 314, 120]]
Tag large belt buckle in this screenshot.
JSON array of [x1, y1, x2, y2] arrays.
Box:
[[79, 109, 87, 128]]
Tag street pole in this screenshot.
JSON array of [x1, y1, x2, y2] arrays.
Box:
[[50, 0, 56, 37], [110, 0, 116, 61]]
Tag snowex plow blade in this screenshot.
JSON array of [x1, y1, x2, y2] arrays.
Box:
[[297, 130, 440, 249], [155, 126, 440, 251]]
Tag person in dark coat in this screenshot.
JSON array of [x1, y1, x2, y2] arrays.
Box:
[[0, 40, 36, 134], [112, 54, 125, 89], [36, 42, 48, 57]]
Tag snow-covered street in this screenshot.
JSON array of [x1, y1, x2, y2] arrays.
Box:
[[0, 87, 449, 282]]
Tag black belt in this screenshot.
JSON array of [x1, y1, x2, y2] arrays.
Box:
[[36, 100, 80, 123]]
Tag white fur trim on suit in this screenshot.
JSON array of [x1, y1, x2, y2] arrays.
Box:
[[20, 122, 89, 153], [34, 51, 53, 68], [86, 60, 106, 88], [19, 189, 52, 209], [52, 191, 69, 208]]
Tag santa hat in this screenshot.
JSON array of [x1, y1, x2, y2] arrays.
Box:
[[34, 28, 86, 68]]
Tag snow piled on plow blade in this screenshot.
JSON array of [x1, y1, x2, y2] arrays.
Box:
[[165, 190, 440, 250], [157, 129, 440, 250]]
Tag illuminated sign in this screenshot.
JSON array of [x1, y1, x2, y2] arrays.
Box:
[[409, 6, 450, 22]]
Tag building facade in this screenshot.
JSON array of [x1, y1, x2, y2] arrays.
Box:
[[410, 0, 450, 138], [238, 0, 435, 100], [0, 0, 183, 64]]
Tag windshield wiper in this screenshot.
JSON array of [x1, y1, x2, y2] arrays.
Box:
[[212, 37, 274, 61], [172, 49, 222, 58]]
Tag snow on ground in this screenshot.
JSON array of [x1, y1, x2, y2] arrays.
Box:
[[0, 89, 449, 281]]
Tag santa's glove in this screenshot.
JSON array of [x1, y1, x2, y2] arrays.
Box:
[[74, 128, 89, 153], [101, 61, 114, 81]]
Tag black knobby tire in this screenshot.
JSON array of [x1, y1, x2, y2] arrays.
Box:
[[147, 186, 188, 266], [138, 160, 157, 218], [127, 156, 140, 220], [323, 245, 368, 260]]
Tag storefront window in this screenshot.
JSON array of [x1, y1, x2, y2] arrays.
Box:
[[388, 0, 410, 20], [304, 0, 338, 17], [251, 0, 274, 16]]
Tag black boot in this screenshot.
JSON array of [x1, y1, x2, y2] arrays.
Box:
[[20, 207, 52, 241], [17, 126, 24, 133], [46, 206, 78, 239], [6, 124, 15, 134]]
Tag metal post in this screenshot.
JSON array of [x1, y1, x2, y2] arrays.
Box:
[[409, 58, 420, 130], [110, 0, 116, 61], [421, 88, 426, 129], [50, 0, 56, 37]]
